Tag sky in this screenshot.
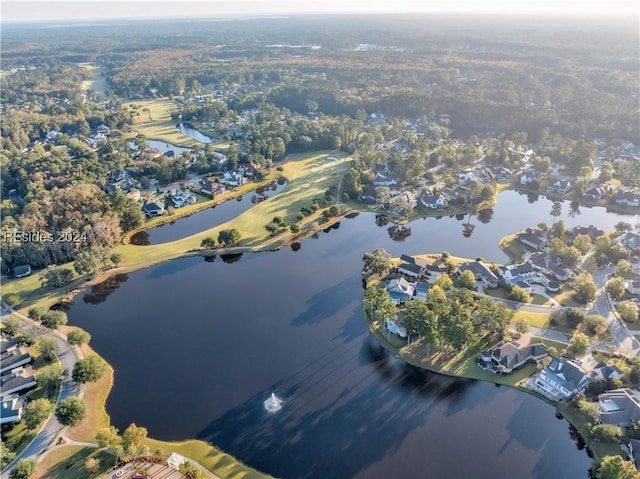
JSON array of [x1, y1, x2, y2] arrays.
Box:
[[2, 0, 639, 22]]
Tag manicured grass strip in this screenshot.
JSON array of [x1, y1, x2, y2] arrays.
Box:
[[34, 446, 114, 479], [513, 311, 549, 329], [66, 345, 113, 442], [498, 234, 527, 263], [143, 438, 269, 479]]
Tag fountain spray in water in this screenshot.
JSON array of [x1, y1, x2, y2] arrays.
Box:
[[264, 392, 283, 412]]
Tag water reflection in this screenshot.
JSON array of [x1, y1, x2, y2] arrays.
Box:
[[177, 122, 214, 143], [221, 253, 243, 263], [387, 224, 412, 241], [477, 207, 494, 224], [83, 273, 129, 304], [291, 242, 302, 252]]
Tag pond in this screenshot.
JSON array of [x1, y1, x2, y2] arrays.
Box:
[[145, 139, 193, 155], [178, 122, 215, 143], [130, 179, 287, 245], [64, 188, 633, 478]]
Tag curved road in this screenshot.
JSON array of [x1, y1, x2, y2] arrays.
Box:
[[0, 303, 83, 479]]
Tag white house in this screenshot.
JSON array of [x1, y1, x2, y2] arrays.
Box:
[[420, 193, 448, 209], [535, 358, 588, 399]]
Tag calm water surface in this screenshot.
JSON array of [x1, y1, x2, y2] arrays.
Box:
[[65, 191, 632, 478]]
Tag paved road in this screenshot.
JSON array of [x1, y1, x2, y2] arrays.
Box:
[[0, 304, 83, 479]]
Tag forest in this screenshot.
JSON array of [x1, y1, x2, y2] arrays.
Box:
[[1, 14, 638, 272]]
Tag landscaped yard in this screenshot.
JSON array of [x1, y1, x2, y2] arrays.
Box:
[[498, 234, 527, 262], [34, 446, 114, 479]]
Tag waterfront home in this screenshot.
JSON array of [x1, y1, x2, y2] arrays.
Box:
[[519, 169, 543, 186], [201, 178, 226, 197], [0, 366, 37, 398], [457, 261, 499, 288], [629, 256, 640, 275], [398, 254, 428, 279], [517, 227, 547, 250], [420, 193, 448, 209], [222, 171, 247, 187], [142, 200, 165, 218], [546, 177, 572, 195], [598, 388, 640, 427], [480, 340, 548, 374], [170, 190, 196, 208], [535, 358, 588, 399], [582, 186, 607, 202], [0, 395, 25, 425], [13, 264, 31, 278], [385, 277, 415, 304], [617, 231, 640, 251], [385, 318, 407, 338], [360, 187, 379, 205], [571, 225, 605, 242], [615, 189, 640, 208]]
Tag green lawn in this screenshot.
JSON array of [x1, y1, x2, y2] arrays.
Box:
[[35, 446, 114, 479], [498, 234, 527, 263], [143, 439, 269, 479], [550, 285, 583, 308], [513, 311, 550, 329], [557, 402, 624, 463]]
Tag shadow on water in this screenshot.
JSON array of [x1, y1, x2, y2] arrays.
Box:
[[291, 277, 358, 327], [82, 273, 129, 304]]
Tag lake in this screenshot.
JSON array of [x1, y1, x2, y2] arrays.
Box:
[[178, 122, 215, 143], [145, 139, 193, 155], [130, 179, 287, 245], [64, 189, 635, 478]]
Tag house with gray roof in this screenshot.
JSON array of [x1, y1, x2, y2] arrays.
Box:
[[385, 277, 415, 305], [0, 345, 32, 374], [457, 261, 499, 288], [535, 358, 588, 399], [615, 189, 640, 208], [420, 193, 448, 209], [142, 200, 165, 218], [546, 177, 572, 195], [591, 361, 623, 381], [528, 252, 571, 281], [498, 262, 536, 286], [481, 340, 549, 374], [0, 366, 37, 398], [517, 228, 547, 250], [617, 232, 640, 250], [572, 225, 605, 242], [0, 395, 25, 425], [414, 282, 431, 301], [598, 388, 640, 427]]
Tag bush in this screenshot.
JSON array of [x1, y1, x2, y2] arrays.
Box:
[[10, 458, 37, 479], [4, 293, 20, 306]]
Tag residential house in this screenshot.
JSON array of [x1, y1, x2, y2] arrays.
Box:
[[546, 177, 572, 195], [13, 264, 31, 278], [142, 200, 165, 218], [414, 282, 431, 300], [420, 193, 448, 209], [360, 187, 379, 205], [517, 228, 547, 250], [201, 178, 226, 197], [535, 358, 588, 399], [0, 395, 25, 425], [0, 366, 37, 398], [222, 171, 247, 187], [170, 190, 196, 208], [96, 124, 111, 135], [398, 255, 428, 278], [617, 232, 640, 251], [457, 261, 499, 288], [626, 280, 640, 296], [126, 188, 142, 202], [572, 225, 605, 242], [598, 388, 640, 427], [0, 344, 32, 374], [615, 189, 640, 208], [628, 439, 640, 470], [519, 169, 543, 187], [385, 318, 407, 338], [373, 171, 398, 187], [583, 186, 607, 202], [528, 252, 571, 281], [497, 262, 537, 286], [629, 256, 640, 275], [458, 171, 477, 185], [385, 277, 416, 304], [481, 340, 549, 374], [591, 361, 624, 381], [489, 166, 513, 182], [387, 191, 417, 215]]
